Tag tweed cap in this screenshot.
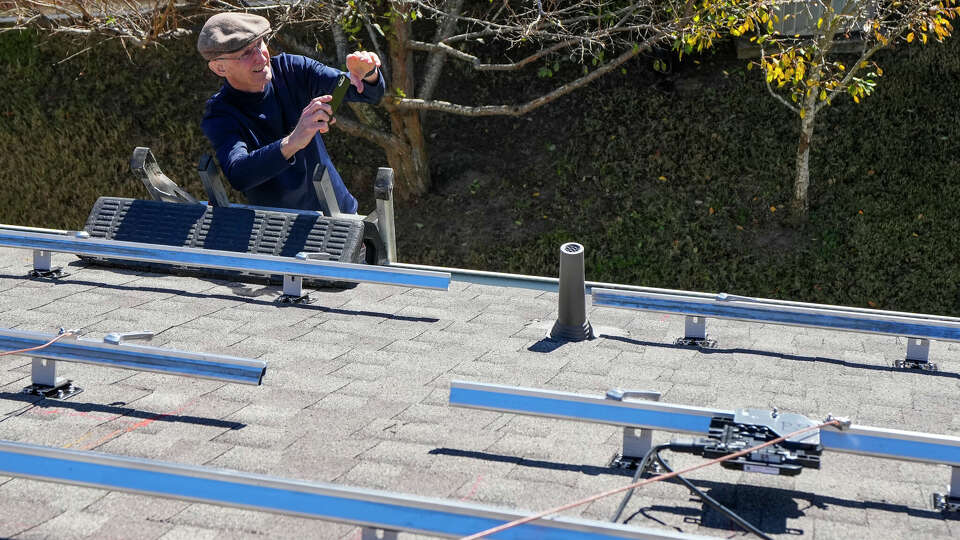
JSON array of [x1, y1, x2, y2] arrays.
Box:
[[197, 13, 270, 60]]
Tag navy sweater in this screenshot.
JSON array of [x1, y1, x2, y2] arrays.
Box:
[[201, 53, 385, 214]]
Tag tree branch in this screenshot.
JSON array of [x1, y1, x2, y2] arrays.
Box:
[[411, 0, 649, 47], [818, 42, 884, 113], [332, 20, 348, 64], [392, 38, 656, 116], [419, 0, 463, 103], [758, 45, 801, 114], [765, 77, 801, 115], [333, 115, 400, 149], [408, 38, 580, 71]]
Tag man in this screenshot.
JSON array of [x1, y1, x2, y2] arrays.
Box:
[[198, 13, 384, 214]]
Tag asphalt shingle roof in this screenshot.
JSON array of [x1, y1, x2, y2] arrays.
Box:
[[0, 246, 958, 539]]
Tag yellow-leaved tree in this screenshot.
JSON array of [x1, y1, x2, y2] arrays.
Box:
[[687, 0, 958, 216]]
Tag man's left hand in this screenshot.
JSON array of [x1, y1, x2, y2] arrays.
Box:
[[346, 51, 381, 93]]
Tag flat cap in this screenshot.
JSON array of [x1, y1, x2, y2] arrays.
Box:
[[197, 13, 271, 60]]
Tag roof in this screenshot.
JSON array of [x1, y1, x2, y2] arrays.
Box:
[[0, 246, 958, 539]]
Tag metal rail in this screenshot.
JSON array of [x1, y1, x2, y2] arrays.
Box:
[[0, 229, 449, 290], [591, 288, 960, 364], [591, 289, 960, 340], [1, 225, 948, 323], [0, 327, 266, 386], [390, 262, 560, 292], [392, 262, 960, 324], [390, 262, 720, 296], [449, 381, 960, 468], [0, 224, 71, 236], [450, 381, 731, 435], [821, 424, 960, 466], [0, 440, 710, 540]]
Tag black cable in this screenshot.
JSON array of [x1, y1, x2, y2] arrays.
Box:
[[610, 443, 671, 523], [654, 447, 773, 540]]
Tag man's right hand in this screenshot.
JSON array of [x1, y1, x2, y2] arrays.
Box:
[[281, 95, 336, 159]]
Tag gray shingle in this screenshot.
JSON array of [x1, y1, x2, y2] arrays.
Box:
[[0, 245, 958, 540], [15, 508, 111, 538]]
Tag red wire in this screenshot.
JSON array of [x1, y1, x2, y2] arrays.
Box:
[[0, 331, 76, 357], [462, 419, 840, 540]]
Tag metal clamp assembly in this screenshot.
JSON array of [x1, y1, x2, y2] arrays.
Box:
[[23, 357, 82, 399], [361, 527, 398, 540], [894, 338, 938, 371], [933, 466, 960, 512], [715, 292, 755, 302], [295, 252, 332, 261], [29, 250, 63, 279], [277, 275, 312, 305], [103, 331, 154, 345], [606, 389, 662, 469], [29, 232, 89, 279], [277, 252, 334, 304], [824, 414, 852, 430], [676, 316, 717, 348], [22, 328, 83, 399]]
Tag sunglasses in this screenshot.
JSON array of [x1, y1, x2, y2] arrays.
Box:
[[215, 38, 269, 62]]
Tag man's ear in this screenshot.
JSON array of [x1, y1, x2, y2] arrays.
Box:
[[208, 60, 227, 77]]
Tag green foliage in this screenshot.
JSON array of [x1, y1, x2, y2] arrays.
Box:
[[0, 31, 381, 227], [0, 29, 40, 67], [2, 31, 960, 316], [0, 32, 220, 227], [402, 40, 960, 315]]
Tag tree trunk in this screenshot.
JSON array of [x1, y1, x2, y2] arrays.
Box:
[[793, 95, 818, 217], [383, 4, 430, 199], [382, 108, 429, 197]]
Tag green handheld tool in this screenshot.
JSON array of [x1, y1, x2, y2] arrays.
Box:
[[329, 74, 350, 115]]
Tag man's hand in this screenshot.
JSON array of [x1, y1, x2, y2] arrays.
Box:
[[281, 95, 335, 159], [346, 51, 381, 93]]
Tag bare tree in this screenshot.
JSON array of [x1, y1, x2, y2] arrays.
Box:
[[4, 0, 698, 198]]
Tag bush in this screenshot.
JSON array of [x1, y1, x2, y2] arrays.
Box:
[[2, 30, 959, 314]]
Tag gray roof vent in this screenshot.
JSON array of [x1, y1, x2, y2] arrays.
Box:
[[550, 242, 594, 341]]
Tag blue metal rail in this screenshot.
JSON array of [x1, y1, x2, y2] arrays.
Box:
[[0, 328, 266, 386], [450, 381, 960, 468], [820, 425, 960, 466], [0, 440, 710, 540], [591, 288, 960, 342], [450, 381, 731, 435], [0, 229, 450, 290]]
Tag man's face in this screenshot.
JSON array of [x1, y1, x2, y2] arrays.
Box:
[[209, 38, 271, 93]]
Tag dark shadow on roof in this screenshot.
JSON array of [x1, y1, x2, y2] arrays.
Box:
[[434, 445, 958, 534], [629, 506, 691, 533], [428, 447, 634, 477], [598, 334, 960, 380], [0, 272, 439, 324], [0, 392, 246, 430], [526, 338, 568, 353], [621, 476, 959, 536]]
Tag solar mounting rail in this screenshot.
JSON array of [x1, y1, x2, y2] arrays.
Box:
[[0, 439, 713, 540], [449, 381, 960, 512], [0, 327, 266, 398], [0, 227, 449, 301], [389, 262, 726, 295], [591, 288, 960, 369]]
